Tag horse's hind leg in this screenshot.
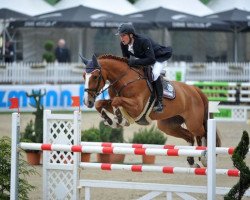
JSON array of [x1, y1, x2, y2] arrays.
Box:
[[185, 115, 207, 167], [157, 117, 199, 168], [196, 136, 207, 166]]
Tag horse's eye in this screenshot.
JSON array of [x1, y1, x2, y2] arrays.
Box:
[[93, 76, 98, 80]]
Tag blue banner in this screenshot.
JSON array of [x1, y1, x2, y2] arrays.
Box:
[[0, 84, 109, 112]]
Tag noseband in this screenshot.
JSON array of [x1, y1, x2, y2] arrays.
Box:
[[84, 68, 105, 99]]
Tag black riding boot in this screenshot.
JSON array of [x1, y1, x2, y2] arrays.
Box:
[[153, 77, 163, 113]]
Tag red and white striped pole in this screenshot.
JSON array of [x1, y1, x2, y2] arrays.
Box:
[[20, 142, 249, 156], [19, 143, 207, 157], [80, 142, 249, 155], [79, 162, 240, 177]]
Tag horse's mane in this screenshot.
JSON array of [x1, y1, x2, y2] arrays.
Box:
[[98, 54, 128, 64]]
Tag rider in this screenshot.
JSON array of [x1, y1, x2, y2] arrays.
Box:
[[116, 23, 172, 113]]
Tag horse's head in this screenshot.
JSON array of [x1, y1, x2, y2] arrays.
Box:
[[81, 54, 105, 108]]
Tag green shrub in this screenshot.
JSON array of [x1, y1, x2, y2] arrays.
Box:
[[25, 89, 46, 144], [42, 52, 55, 63], [44, 40, 54, 51], [45, 0, 59, 5], [81, 127, 101, 142], [131, 126, 167, 144], [21, 120, 36, 142], [0, 137, 37, 199], [99, 121, 123, 143], [20, 120, 40, 153], [42, 40, 55, 62], [81, 122, 124, 143]]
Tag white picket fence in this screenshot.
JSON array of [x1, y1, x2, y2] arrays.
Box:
[[185, 62, 250, 82], [1, 62, 250, 84], [0, 62, 83, 84]]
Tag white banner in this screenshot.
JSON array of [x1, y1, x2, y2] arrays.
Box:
[[0, 84, 109, 112]]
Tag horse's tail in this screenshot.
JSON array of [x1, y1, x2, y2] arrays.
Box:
[[194, 86, 221, 147]]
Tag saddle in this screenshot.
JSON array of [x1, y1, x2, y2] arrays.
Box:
[[120, 68, 176, 126], [143, 67, 175, 99]]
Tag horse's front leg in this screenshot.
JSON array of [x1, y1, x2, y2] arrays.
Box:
[[95, 99, 118, 128], [111, 96, 143, 117], [111, 96, 143, 125], [95, 99, 113, 113]]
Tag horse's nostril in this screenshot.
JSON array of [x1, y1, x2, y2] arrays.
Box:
[[88, 101, 93, 107]]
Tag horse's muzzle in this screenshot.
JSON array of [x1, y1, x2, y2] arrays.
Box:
[[87, 101, 94, 108]]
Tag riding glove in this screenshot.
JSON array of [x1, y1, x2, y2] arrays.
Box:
[[128, 57, 137, 67]]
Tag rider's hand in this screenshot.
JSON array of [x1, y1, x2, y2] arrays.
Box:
[[128, 57, 137, 67]]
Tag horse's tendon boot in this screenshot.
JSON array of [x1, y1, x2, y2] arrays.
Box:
[[114, 108, 130, 126], [114, 108, 123, 124], [101, 109, 113, 126]]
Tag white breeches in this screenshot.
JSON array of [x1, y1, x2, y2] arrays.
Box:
[[152, 61, 165, 81]]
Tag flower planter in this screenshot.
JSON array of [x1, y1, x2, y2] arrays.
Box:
[[110, 154, 125, 163], [81, 153, 91, 162], [26, 151, 41, 165], [97, 154, 125, 163], [142, 155, 155, 164]]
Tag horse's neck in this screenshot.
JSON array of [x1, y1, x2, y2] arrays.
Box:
[[100, 59, 128, 82]]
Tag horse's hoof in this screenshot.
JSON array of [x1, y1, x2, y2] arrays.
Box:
[[187, 156, 195, 166], [104, 120, 111, 126], [124, 121, 130, 126], [114, 116, 130, 127], [110, 123, 119, 128], [200, 156, 207, 167], [200, 150, 207, 167], [194, 163, 201, 168], [101, 109, 113, 125]]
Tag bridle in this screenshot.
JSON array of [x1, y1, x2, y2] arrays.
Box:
[[84, 68, 105, 99], [84, 63, 146, 99]]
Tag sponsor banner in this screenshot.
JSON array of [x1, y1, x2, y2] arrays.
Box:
[[0, 84, 109, 112]]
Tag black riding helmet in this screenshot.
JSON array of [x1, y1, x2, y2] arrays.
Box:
[[115, 23, 136, 35]]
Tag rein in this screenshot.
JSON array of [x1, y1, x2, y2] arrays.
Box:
[[115, 68, 146, 96]]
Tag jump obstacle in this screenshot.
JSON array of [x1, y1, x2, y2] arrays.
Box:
[[11, 109, 250, 200]]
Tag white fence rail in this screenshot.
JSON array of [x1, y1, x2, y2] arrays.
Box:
[[185, 62, 250, 82], [0, 62, 83, 84], [1, 62, 250, 84]]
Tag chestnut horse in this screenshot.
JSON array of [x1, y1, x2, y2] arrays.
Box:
[[82, 54, 221, 167]]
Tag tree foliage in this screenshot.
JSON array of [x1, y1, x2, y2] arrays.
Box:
[[199, 0, 211, 4], [131, 126, 167, 145], [224, 131, 250, 200], [45, 0, 60, 5], [0, 137, 38, 199], [127, 0, 138, 4], [25, 89, 46, 143]]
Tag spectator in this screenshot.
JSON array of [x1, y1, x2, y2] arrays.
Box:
[[5, 41, 15, 63], [55, 39, 71, 63]]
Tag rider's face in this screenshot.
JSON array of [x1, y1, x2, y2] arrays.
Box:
[[120, 34, 132, 45]]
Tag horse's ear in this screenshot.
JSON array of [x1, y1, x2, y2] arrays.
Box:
[[79, 54, 89, 65], [92, 54, 100, 68]]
